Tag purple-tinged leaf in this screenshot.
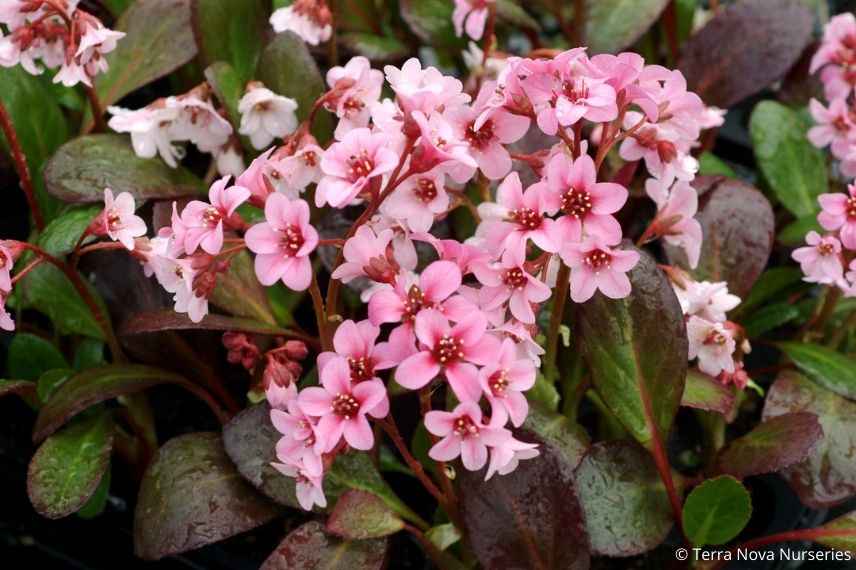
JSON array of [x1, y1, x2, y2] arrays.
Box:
[[681, 370, 736, 416], [209, 250, 277, 325], [327, 490, 404, 540], [715, 412, 823, 479], [261, 521, 388, 570], [763, 372, 856, 508], [27, 412, 113, 519], [119, 309, 306, 338], [134, 432, 280, 560], [575, 441, 674, 557], [0, 379, 37, 404], [678, 0, 813, 107]]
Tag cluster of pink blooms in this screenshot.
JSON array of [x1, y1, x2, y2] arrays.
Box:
[[809, 13, 856, 177], [108, 81, 299, 179], [269, 0, 332, 46], [0, 0, 123, 87]]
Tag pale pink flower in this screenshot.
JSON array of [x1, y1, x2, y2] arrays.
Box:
[[245, 194, 318, 291], [215, 143, 245, 177], [395, 309, 499, 402], [672, 280, 740, 323], [167, 95, 233, 154], [410, 110, 478, 179], [331, 226, 397, 284], [560, 237, 640, 303], [326, 56, 384, 139], [818, 185, 856, 249], [687, 316, 736, 377], [810, 13, 856, 74], [619, 112, 699, 184], [271, 390, 325, 477], [269, 143, 324, 198], [472, 253, 551, 324], [477, 338, 536, 427], [646, 178, 702, 268], [269, 0, 332, 45], [792, 231, 845, 285], [485, 435, 539, 480], [316, 128, 398, 207], [541, 153, 627, 244], [152, 255, 209, 323], [271, 459, 327, 510], [57, 15, 124, 87], [477, 172, 560, 260], [238, 83, 299, 150], [844, 260, 856, 297], [0, 242, 14, 292], [100, 189, 146, 250], [808, 98, 855, 157], [108, 104, 183, 167], [178, 176, 250, 255], [452, 0, 493, 40], [383, 58, 468, 116], [424, 402, 508, 471], [380, 167, 450, 232], [298, 357, 386, 451], [266, 379, 298, 410], [236, 149, 275, 205], [0, 291, 14, 332]]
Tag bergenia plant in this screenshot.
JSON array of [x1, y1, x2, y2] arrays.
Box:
[[3, 0, 856, 568]]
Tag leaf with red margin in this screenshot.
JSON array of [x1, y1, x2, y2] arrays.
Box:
[[134, 432, 280, 560], [681, 370, 736, 416], [678, 0, 813, 107], [119, 309, 307, 339], [0, 379, 37, 405], [209, 250, 277, 325], [665, 176, 775, 299], [715, 412, 823, 479], [814, 511, 856, 554], [327, 490, 404, 539], [762, 371, 856, 508], [261, 521, 387, 570]]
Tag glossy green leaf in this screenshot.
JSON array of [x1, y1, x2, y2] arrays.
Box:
[[400, 0, 465, 48], [778, 215, 824, 247], [37, 206, 100, 257], [579, 248, 687, 450], [73, 339, 105, 370], [735, 267, 805, 317], [778, 342, 856, 401], [326, 490, 404, 539], [576, 441, 674, 556], [7, 333, 68, 381], [698, 152, 736, 177], [44, 134, 204, 204], [77, 466, 111, 520], [496, 0, 540, 31], [743, 303, 801, 337], [750, 100, 828, 217], [37, 369, 74, 404], [204, 62, 245, 141], [683, 475, 752, 546], [426, 523, 461, 551], [339, 33, 410, 63], [681, 370, 736, 416], [27, 412, 113, 519], [191, 0, 267, 81], [586, 0, 670, 54], [134, 432, 280, 560], [261, 521, 388, 570]]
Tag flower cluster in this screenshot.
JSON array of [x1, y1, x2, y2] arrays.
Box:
[[809, 13, 856, 177], [76, 44, 718, 510], [270, 0, 332, 46], [0, 240, 19, 332], [0, 0, 123, 87]]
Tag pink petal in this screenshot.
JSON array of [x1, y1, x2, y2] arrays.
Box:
[[245, 222, 280, 254], [368, 288, 405, 325], [429, 435, 462, 462], [421, 260, 462, 303], [298, 387, 334, 416], [320, 356, 352, 394], [414, 309, 449, 348], [424, 410, 455, 436], [343, 416, 374, 450], [395, 351, 441, 390], [445, 362, 482, 402], [461, 438, 488, 471]]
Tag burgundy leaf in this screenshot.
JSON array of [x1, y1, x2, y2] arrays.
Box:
[[119, 309, 307, 339], [678, 0, 813, 107], [0, 379, 37, 403], [261, 521, 387, 570]]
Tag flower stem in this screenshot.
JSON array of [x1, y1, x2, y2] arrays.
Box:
[[309, 272, 332, 351], [85, 84, 107, 133], [0, 99, 44, 231], [419, 388, 459, 513], [544, 263, 570, 383], [380, 418, 446, 506]]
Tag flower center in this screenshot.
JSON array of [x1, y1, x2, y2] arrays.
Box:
[[107, 211, 122, 231], [343, 97, 364, 115], [413, 177, 439, 203], [348, 355, 375, 382], [347, 150, 375, 181], [818, 242, 835, 256], [202, 206, 221, 227], [332, 392, 360, 419], [584, 250, 612, 271], [510, 207, 542, 231], [453, 416, 479, 438], [488, 369, 509, 396], [847, 197, 856, 219], [503, 267, 527, 290], [302, 150, 319, 167], [561, 187, 593, 218], [433, 335, 464, 365], [402, 285, 424, 323], [561, 78, 589, 102], [280, 225, 305, 256], [465, 119, 495, 149], [704, 330, 728, 346]]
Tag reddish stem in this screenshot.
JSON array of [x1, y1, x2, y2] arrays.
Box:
[[0, 100, 44, 231], [309, 272, 332, 351], [649, 431, 685, 540], [380, 418, 446, 506], [85, 84, 107, 133]]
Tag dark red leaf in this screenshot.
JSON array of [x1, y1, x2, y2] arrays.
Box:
[[119, 309, 307, 339], [678, 0, 813, 107], [0, 379, 37, 403], [261, 521, 388, 570]]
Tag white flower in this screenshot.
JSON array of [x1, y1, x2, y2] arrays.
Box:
[[102, 189, 147, 250], [687, 316, 736, 377], [215, 144, 246, 178], [673, 280, 740, 323], [238, 84, 299, 150], [168, 95, 232, 154], [269, 1, 332, 46], [108, 105, 184, 167]]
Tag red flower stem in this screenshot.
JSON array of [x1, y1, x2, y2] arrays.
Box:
[[0, 100, 44, 231], [649, 429, 686, 540], [85, 84, 107, 133], [380, 418, 446, 506], [481, 2, 497, 65], [309, 272, 332, 351], [10, 257, 45, 286], [595, 113, 645, 173], [419, 389, 459, 515], [327, 1, 338, 66], [710, 528, 856, 570], [76, 241, 127, 256]]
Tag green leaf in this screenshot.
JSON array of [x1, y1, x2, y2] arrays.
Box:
[[585, 0, 670, 54], [134, 432, 280, 560], [683, 475, 752, 546], [426, 523, 461, 551], [261, 521, 388, 570], [0, 66, 70, 222], [84, 0, 198, 131], [400, 0, 465, 48], [743, 303, 801, 337], [326, 490, 404, 539], [778, 215, 823, 246], [37, 206, 100, 257], [681, 369, 736, 416], [698, 152, 736, 177], [204, 62, 246, 146], [496, 0, 540, 31], [715, 412, 823, 479], [101, 0, 133, 17], [44, 134, 204, 204], [77, 466, 111, 520], [576, 441, 674, 556], [37, 368, 74, 403], [750, 100, 828, 218], [191, 0, 267, 82], [7, 333, 68, 381], [777, 342, 856, 401], [339, 33, 410, 63], [256, 32, 332, 141], [527, 373, 560, 412], [674, 0, 698, 43], [815, 511, 856, 554], [579, 248, 687, 450], [27, 412, 114, 519], [209, 250, 277, 324], [735, 267, 805, 318], [33, 364, 208, 442], [73, 339, 105, 370]]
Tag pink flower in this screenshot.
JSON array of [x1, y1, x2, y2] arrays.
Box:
[[687, 316, 735, 377], [331, 225, 397, 283], [384, 58, 468, 117], [271, 392, 325, 477], [818, 185, 856, 249], [236, 148, 276, 205], [807, 97, 855, 157], [792, 231, 844, 285], [151, 255, 209, 323], [646, 179, 702, 268], [269, 0, 332, 46], [424, 402, 508, 471], [100, 189, 147, 250], [672, 279, 740, 323], [395, 308, 499, 402], [270, 143, 324, 199], [0, 291, 14, 332], [541, 153, 627, 244], [472, 253, 551, 324], [245, 194, 318, 291], [485, 435, 539, 480], [316, 128, 398, 207], [0, 242, 14, 292], [271, 459, 327, 510], [410, 110, 478, 178], [452, 0, 493, 41], [477, 338, 536, 427], [477, 172, 560, 260], [178, 176, 250, 255], [380, 166, 450, 232], [326, 56, 384, 140], [560, 237, 640, 303], [298, 357, 386, 451]]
